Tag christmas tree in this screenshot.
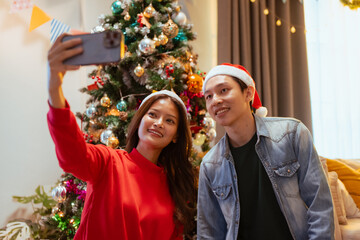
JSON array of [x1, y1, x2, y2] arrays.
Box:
[[0, 0, 216, 239]]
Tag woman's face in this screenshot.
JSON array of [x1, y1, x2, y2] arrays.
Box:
[[137, 98, 179, 152]]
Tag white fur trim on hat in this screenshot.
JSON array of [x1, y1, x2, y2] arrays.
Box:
[[203, 65, 255, 93], [139, 90, 187, 113]]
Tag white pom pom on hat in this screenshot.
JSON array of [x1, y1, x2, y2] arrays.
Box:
[[203, 63, 267, 117]]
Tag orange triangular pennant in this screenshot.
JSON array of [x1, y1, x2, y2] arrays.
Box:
[[29, 5, 51, 32]]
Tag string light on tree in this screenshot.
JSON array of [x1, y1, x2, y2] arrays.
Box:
[[52, 206, 59, 215], [264, 9, 269, 15]]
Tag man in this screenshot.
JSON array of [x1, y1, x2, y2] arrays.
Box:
[[197, 63, 334, 239]]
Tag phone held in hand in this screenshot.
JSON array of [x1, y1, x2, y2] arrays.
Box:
[[62, 30, 125, 66]]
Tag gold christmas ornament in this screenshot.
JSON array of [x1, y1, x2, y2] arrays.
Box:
[[134, 64, 145, 77], [124, 12, 131, 21], [153, 35, 161, 47], [100, 94, 111, 108], [187, 73, 203, 93], [158, 32, 168, 45], [143, 3, 156, 18], [107, 136, 120, 149], [163, 19, 179, 38], [175, 5, 181, 12]]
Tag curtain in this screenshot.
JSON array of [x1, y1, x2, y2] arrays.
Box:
[[304, 0, 360, 159], [216, 0, 312, 136]]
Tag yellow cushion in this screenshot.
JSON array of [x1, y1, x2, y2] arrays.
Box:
[[326, 158, 360, 209]]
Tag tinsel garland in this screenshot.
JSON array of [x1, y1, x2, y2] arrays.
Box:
[[340, 0, 360, 9]]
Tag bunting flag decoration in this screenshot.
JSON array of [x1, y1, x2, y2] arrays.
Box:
[[9, 0, 33, 14], [50, 19, 71, 43], [29, 5, 51, 32]]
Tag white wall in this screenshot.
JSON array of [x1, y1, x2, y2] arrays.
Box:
[[0, 0, 216, 227]]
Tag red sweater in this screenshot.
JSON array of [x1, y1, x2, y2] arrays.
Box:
[[47, 101, 182, 240]]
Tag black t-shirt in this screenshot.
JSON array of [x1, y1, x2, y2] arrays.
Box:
[[230, 133, 293, 240]]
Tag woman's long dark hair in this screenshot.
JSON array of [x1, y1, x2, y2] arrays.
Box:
[[125, 94, 196, 235]]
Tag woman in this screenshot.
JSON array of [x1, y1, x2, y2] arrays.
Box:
[[47, 34, 196, 239]]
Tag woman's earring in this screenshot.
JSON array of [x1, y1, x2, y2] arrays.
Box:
[[172, 138, 177, 143]]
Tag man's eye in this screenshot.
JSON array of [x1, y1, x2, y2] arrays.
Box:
[[205, 95, 212, 100]]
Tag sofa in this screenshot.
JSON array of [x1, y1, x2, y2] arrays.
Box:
[[320, 157, 360, 240]]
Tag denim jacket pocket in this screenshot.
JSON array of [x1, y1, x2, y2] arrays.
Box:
[[274, 161, 300, 177], [274, 161, 301, 198], [212, 184, 232, 200]]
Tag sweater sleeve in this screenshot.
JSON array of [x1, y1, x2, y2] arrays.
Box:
[[47, 100, 112, 183]]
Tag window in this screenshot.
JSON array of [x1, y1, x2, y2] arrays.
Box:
[[304, 0, 360, 158]]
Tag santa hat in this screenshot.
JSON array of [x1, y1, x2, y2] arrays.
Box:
[[203, 63, 268, 117], [139, 90, 187, 113]]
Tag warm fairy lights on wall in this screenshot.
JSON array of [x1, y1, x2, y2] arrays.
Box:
[[250, 0, 306, 34]]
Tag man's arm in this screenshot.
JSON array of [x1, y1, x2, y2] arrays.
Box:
[[197, 162, 228, 239], [295, 122, 334, 239]]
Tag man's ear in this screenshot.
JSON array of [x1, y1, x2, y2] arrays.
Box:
[[246, 86, 255, 102]]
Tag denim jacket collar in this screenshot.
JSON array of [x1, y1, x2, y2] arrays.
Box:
[[221, 114, 292, 160]]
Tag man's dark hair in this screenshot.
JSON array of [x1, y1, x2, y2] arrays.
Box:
[[231, 76, 254, 111]]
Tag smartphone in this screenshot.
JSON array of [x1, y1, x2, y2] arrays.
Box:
[[62, 31, 125, 66]]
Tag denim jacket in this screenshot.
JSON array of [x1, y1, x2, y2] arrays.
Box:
[[197, 115, 334, 240]]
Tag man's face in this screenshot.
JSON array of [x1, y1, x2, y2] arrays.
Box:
[[204, 75, 253, 127]]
